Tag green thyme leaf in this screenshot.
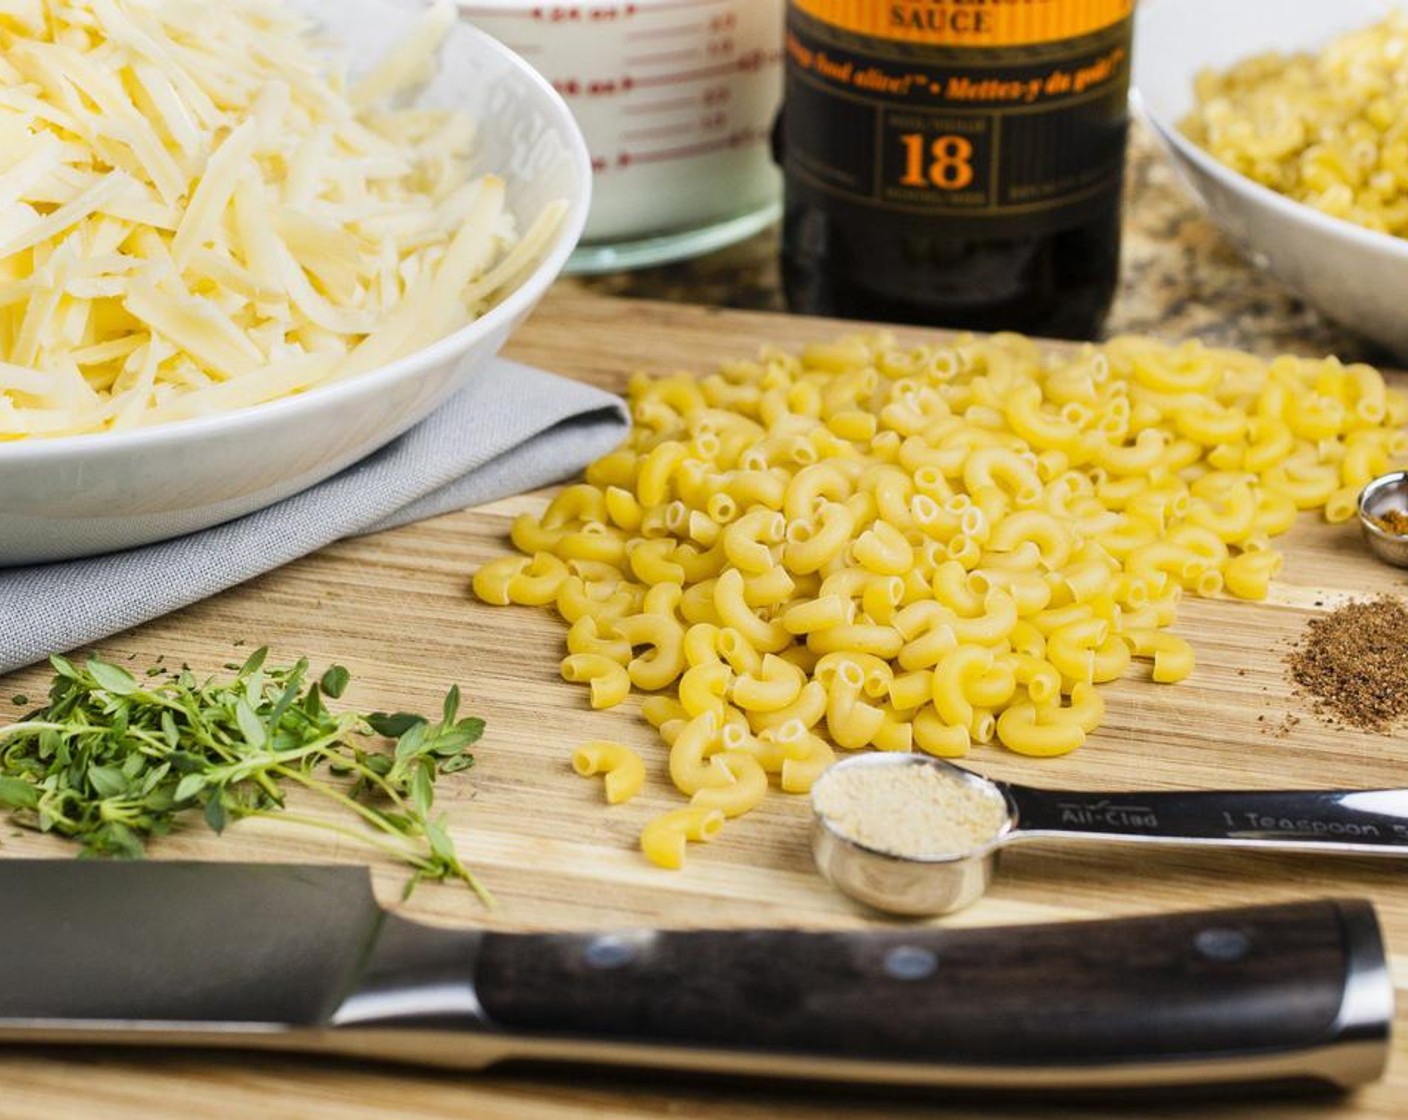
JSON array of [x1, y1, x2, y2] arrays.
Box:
[[320, 665, 350, 699], [86, 658, 139, 695], [366, 712, 422, 739], [0, 777, 38, 810]]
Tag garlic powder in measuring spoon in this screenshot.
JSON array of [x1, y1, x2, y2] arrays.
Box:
[[813, 761, 1010, 860]]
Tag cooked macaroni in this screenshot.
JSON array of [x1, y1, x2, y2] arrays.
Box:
[[1183, 15, 1408, 238]]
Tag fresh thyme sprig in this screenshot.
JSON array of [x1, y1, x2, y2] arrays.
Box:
[[0, 649, 489, 903]]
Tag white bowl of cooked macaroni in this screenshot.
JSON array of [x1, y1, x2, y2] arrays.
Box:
[[0, 0, 589, 565], [1133, 0, 1408, 359]]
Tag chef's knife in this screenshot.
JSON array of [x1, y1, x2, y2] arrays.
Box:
[[0, 860, 1390, 1092]]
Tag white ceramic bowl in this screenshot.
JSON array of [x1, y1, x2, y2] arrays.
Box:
[[0, 0, 590, 567], [1133, 0, 1408, 358]]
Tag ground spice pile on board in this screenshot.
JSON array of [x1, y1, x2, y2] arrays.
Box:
[[1286, 595, 1408, 732]]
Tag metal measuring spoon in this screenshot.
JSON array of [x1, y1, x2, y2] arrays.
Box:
[[811, 753, 1408, 917]]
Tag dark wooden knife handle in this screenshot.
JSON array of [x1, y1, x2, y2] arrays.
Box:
[[475, 900, 1388, 1079]]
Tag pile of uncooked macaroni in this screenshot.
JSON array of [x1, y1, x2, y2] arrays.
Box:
[[474, 333, 1406, 869], [1182, 14, 1408, 238], [0, 0, 562, 438]]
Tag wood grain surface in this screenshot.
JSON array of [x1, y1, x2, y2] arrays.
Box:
[[3, 287, 1408, 1120]]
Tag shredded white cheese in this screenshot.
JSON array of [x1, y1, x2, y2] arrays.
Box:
[[0, 0, 565, 438]]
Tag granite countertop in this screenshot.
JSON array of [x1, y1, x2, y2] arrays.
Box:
[[563, 125, 1388, 366]]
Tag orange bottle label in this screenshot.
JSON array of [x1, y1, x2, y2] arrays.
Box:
[[790, 0, 1133, 48], [781, 0, 1134, 234]]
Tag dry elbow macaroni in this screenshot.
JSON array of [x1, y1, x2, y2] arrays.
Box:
[[1182, 14, 1408, 238], [477, 331, 1406, 868]]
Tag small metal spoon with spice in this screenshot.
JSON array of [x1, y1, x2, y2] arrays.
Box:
[[811, 754, 1408, 917], [1358, 470, 1408, 567]]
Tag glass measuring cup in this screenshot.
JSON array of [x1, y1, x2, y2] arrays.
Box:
[[811, 753, 1408, 917], [459, 0, 783, 272]]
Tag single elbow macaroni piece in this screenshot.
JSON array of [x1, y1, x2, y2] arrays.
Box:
[[629, 538, 687, 585], [471, 555, 528, 606], [690, 751, 769, 817], [723, 508, 786, 573], [784, 501, 856, 573], [713, 568, 791, 652], [931, 645, 994, 730], [543, 484, 608, 529], [716, 627, 764, 675], [509, 513, 564, 556], [1046, 618, 1109, 685], [1223, 549, 1284, 601], [913, 704, 971, 758], [640, 805, 726, 870], [782, 594, 855, 634], [566, 615, 631, 664], [780, 727, 837, 793], [732, 653, 806, 712], [572, 741, 647, 804], [668, 711, 731, 795], [742, 565, 796, 608], [852, 520, 914, 575], [678, 661, 732, 718], [997, 702, 1085, 757], [1123, 629, 1195, 683], [560, 653, 631, 709], [807, 623, 905, 660], [614, 611, 687, 692], [826, 659, 887, 749], [784, 461, 854, 521], [872, 710, 914, 752], [747, 679, 828, 732]]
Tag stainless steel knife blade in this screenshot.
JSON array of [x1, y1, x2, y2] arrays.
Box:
[[0, 859, 1393, 1095], [1, 860, 384, 1025]]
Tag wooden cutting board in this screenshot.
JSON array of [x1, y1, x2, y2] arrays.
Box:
[[2, 287, 1407, 1120]]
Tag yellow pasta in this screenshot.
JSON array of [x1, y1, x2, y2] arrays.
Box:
[[560, 653, 631, 710], [472, 328, 1404, 869], [732, 653, 806, 712], [1223, 549, 1285, 602], [1183, 14, 1408, 240], [640, 806, 726, 870], [690, 751, 769, 818], [572, 741, 647, 805], [1123, 629, 1196, 685]]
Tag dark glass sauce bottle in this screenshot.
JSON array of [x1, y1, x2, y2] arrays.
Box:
[[779, 1, 1134, 341]]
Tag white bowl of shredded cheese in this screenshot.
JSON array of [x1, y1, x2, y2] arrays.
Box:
[[0, 0, 589, 565], [1133, 0, 1408, 359]]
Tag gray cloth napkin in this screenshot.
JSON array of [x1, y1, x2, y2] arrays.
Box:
[[0, 358, 628, 675]]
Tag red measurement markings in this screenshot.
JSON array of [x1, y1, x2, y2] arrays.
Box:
[[624, 46, 703, 67], [518, 6, 644, 21], [622, 122, 700, 142], [621, 94, 701, 116], [623, 21, 704, 41], [466, 0, 727, 15], [628, 48, 782, 89], [623, 110, 727, 141], [614, 125, 768, 168], [625, 0, 730, 9]]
